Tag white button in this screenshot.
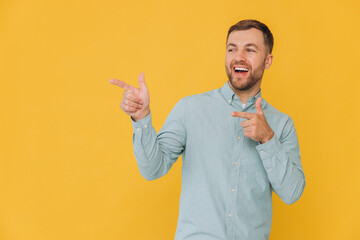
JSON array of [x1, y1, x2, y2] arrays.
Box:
[[136, 128, 141, 131], [260, 150, 264, 153], [267, 169, 272, 173], [234, 96, 238, 99], [228, 213, 232, 217], [234, 162, 238, 165], [231, 189, 235, 192], [237, 136, 241, 140], [144, 124, 147, 128], [228, 100, 231, 103]]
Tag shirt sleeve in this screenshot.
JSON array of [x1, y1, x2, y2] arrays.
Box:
[[255, 117, 305, 204], [131, 99, 187, 181]]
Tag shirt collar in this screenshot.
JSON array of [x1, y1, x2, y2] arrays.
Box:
[[220, 81, 267, 110]]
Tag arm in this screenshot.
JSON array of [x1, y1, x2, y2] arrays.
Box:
[[110, 73, 186, 180], [232, 97, 305, 204], [256, 117, 305, 204], [131, 100, 186, 180]]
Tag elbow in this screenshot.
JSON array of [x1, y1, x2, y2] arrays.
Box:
[[142, 175, 159, 181], [137, 159, 170, 181], [139, 168, 165, 181], [283, 195, 300, 205], [282, 179, 306, 205], [139, 170, 160, 181]]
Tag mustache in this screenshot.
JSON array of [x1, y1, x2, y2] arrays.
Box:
[[230, 62, 250, 69]]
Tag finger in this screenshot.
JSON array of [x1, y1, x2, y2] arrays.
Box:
[[123, 97, 142, 109], [138, 72, 148, 91], [244, 131, 253, 138], [232, 111, 255, 119], [110, 79, 138, 92], [124, 91, 143, 104], [243, 127, 252, 132], [120, 102, 138, 113], [255, 97, 263, 115], [240, 119, 253, 128]]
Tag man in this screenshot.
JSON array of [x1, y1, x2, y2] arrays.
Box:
[[110, 19, 305, 240]]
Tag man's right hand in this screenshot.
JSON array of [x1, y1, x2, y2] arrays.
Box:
[[110, 72, 150, 121]]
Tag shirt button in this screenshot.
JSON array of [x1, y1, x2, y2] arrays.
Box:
[[267, 169, 272, 173], [228, 213, 232, 217], [144, 124, 147, 128], [234, 96, 238, 99], [228, 100, 231, 103], [136, 128, 141, 131], [231, 189, 235, 192], [237, 136, 241, 140], [234, 161, 238, 165], [260, 150, 264, 153]]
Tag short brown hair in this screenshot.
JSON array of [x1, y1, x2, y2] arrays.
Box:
[[227, 19, 274, 54]]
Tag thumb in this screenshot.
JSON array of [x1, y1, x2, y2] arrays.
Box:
[[255, 97, 263, 114], [138, 72, 148, 91]]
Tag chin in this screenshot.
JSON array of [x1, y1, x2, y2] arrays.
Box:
[[230, 78, 252, 91], [229, 78, 251, 91]]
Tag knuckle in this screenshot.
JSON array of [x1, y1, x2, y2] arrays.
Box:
[[120, 104, 126, 112]]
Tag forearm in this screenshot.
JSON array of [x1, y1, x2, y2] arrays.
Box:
[[132, 113, 171, 180], [256, 133, 305, 204], [131, 109, 186, 181]]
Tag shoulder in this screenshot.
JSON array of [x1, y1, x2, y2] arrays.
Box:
[[264, 101, 292, 121], [180, 88, 222, 105], [263, 101, 296, 139]]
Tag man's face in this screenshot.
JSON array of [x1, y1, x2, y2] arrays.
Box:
[[225, 28, 273, 92]]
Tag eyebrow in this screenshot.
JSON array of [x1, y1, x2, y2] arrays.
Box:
[[226, 43, 259, 49], [227, 43, 236, 47], [245, 43, 259, 49]]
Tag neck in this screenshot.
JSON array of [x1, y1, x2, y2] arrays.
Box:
[[228, 81, 261, 104]]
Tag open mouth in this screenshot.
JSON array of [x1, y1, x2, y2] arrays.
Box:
[[234, 67, 249, 74]]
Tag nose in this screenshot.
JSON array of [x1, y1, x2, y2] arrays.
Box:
[[234, 50, 246, 62]]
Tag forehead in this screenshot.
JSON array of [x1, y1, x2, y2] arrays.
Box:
[[227, 28, 265, 49]]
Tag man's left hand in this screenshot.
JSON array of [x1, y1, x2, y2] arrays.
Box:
[[231, 97, 274, 144]]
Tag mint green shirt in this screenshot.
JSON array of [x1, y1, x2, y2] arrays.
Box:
[[131, 82, 305, 240]]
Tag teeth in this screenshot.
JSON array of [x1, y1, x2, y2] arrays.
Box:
[[235, 67, 249, 72]]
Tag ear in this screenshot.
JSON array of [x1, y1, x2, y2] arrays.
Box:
[[264, 54, 273, 69]]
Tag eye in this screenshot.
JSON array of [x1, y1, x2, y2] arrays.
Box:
[[228, 49, 234, 52], [247, 49, 255, 52]]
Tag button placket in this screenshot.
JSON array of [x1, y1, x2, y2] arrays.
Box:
[[227, 116, 243, 238]]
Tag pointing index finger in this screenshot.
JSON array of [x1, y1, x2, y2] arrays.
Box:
[[231, 111, 255, 119], [110, 79, 137, 92]]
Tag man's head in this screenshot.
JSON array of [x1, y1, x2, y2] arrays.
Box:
[[225, 19, 274, 93], [227, 19, 274, 54]]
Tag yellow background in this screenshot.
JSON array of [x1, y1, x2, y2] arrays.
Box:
[[1, 0, 359, 239]]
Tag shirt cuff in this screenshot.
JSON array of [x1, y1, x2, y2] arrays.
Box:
[[131, 112, 152, 133], [256, 134, 282, 171]]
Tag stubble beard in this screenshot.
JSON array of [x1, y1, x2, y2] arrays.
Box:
[[226, 61, 266, 91]]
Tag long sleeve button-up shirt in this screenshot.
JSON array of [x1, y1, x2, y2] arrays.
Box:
[[130, 82, 305, 240]]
